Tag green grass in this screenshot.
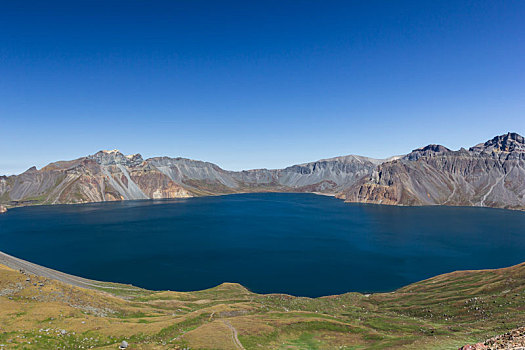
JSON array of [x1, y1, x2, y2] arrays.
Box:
[[1, 262, 524, 349]]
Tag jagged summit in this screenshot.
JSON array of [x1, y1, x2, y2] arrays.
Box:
[[23, 166, 38, 173], [404, 133, 524, 160], [89, 150, 144, 166], [405, 144, 451, 161], [415, 144, 451, 153], [470, 132, 525, 153]]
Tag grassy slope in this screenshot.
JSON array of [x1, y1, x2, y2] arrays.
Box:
[[0, 263, 523, 349]]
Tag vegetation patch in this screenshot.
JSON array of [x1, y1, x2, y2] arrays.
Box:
[[0, 263, 524, 349]]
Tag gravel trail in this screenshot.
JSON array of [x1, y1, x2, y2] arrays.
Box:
[[0, 251, 140, 292]]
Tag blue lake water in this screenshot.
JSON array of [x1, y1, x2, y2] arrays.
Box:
[[0, 193, 524, 297]]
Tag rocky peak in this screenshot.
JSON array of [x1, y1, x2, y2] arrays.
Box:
[[470, 132, 525, 153], [405, 144, 451, 161], [89, 150, 144, 167], [23, 166, 38, 173]]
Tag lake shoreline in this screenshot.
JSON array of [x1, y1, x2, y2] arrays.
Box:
[[3, 189, 525, 213], [2, 193, 524, 297], [1, 248, 524, 299]]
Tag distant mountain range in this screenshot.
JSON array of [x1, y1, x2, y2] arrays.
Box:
[[1, 132, 524, 211]]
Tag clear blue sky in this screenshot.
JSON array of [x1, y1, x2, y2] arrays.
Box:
[[1, 1, 524, 174]]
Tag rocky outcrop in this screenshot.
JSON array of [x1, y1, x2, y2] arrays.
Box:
[[0, 150, 192, 206], [340, 133, 525, 210], [459, 327, 525, 350]]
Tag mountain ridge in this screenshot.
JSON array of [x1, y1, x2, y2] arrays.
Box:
[[1, 132, 524, 211], [339, 132, 525, 210], [0, 150, 390, 206]]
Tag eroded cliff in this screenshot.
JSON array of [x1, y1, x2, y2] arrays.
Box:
[[339, 133, 525, 210]]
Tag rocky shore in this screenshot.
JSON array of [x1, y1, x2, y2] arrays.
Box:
[[0, 205, 6, 213]]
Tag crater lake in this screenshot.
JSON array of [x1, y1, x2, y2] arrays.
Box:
[[1, 193, 524, 297]]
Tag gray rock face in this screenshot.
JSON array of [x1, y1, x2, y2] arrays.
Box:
[[150, 154, 390, 194], [340, 132, 525, 210], [470, 132, 525, 153], [404, 144, 452, 161], [88, 150, 144, 167], [148, 157, 240, 190], [148, 154, 387, 194], [276, 155, 391, 192]]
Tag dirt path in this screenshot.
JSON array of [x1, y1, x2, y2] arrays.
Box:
[[0, 251, 140, 292], [222, 320, 245, 350]]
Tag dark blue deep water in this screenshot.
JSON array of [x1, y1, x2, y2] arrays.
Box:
[[1, 193, 524, 297]]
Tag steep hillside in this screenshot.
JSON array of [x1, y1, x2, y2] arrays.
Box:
[[339, 132, 525, 210], [0, 251, 523, 349], [0, 152, 385, 207], [0, 150, 192, 206], [2, 132, 525, 210]]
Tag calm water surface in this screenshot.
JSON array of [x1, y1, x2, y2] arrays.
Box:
[[0, 193, 524, 297]]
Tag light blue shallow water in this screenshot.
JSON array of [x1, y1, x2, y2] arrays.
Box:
[[0, 193, 524, 297]]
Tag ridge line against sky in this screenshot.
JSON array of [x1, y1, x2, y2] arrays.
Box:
[[2, 130, 524, 176], [1, 0, 524, 174]]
